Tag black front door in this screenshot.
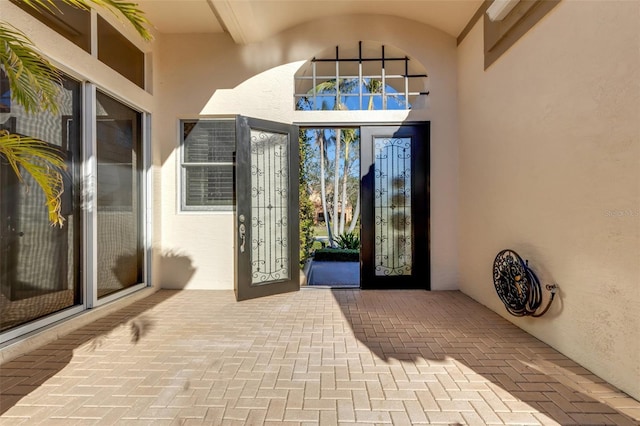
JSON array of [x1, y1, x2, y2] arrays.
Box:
[[235, 116, 300, 301], [360, 124, 430, 289]]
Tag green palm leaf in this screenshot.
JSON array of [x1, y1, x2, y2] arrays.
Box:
[[0, 24, 62, 114], [20, 0, 152, 41], [0, 130, 67, 227]]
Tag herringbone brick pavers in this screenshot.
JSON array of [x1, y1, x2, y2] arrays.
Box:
[[1, 289, 639, 425]]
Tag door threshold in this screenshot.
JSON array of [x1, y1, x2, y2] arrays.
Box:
[[303, 285, 360, 290]]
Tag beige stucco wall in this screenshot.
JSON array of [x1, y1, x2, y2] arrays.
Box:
[[156, 14, 460, 290], [457, 1, 640, 400]]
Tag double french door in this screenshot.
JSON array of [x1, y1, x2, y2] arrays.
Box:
[[234, 118, 429, 301]]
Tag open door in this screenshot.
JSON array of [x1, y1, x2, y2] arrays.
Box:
[[235, 117, 300, 301], [360, 124, 430, 289]]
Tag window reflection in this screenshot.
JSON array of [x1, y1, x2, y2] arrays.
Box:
[[97, 16, 145, 88], [96, 91, 143, 298], [0, 73, 82, 331], [9, 0, 91, 52]]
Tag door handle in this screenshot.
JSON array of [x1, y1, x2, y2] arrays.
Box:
[[239, 214, 246, 253]]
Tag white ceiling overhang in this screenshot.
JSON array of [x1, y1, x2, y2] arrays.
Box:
[[138, 0, 482, 42]]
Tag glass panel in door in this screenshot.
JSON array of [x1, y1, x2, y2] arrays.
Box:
[[374, 136, 412, 276], [250, 129, 290, 284], [95, 91, 143, 298], [0, 74, 82, 332]]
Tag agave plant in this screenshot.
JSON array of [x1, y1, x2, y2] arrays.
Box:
[[0, 0, 151, 226], [333, 232, 360, 250]]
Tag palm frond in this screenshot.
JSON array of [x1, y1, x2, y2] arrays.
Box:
[[0, 130, 67, 227], [0, 23, 62, 114], [313, 80, 339, 94], [20, 0, 153, 41], [96, 0, 153, 41]]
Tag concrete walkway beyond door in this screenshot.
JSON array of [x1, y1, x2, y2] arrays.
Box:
[[306, 261, 360, 287], [1, 289, 639, 425]]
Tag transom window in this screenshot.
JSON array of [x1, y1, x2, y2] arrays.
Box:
[[295, 41, 428, 111], [9, 0, 145, 89]]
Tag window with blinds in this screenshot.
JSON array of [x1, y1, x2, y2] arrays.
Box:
[[180, 119, 236, 211]]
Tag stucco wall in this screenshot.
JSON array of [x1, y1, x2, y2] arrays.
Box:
[[156, 14, 460, 290], [457, 1, 640, 399]]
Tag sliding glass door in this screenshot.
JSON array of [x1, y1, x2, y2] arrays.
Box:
[[95, 91, 144, 299]]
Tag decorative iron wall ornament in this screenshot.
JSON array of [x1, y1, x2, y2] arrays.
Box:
[[250, 129, 290, 284], [492, 249, 557, 317], [374, 137, 412, 276]]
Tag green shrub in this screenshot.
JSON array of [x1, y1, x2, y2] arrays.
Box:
[[313, 248, 359, 262], [299, 129, 315, 265]]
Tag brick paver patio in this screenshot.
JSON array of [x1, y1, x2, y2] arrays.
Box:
[[1, 289, 639, 425]]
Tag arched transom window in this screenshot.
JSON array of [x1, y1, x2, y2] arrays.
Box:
[[295, 41, 428, 111]]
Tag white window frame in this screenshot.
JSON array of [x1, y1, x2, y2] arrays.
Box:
[[179, 118, 236, 212]]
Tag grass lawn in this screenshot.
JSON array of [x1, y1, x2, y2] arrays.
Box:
[[312, 224, 328, 251]]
